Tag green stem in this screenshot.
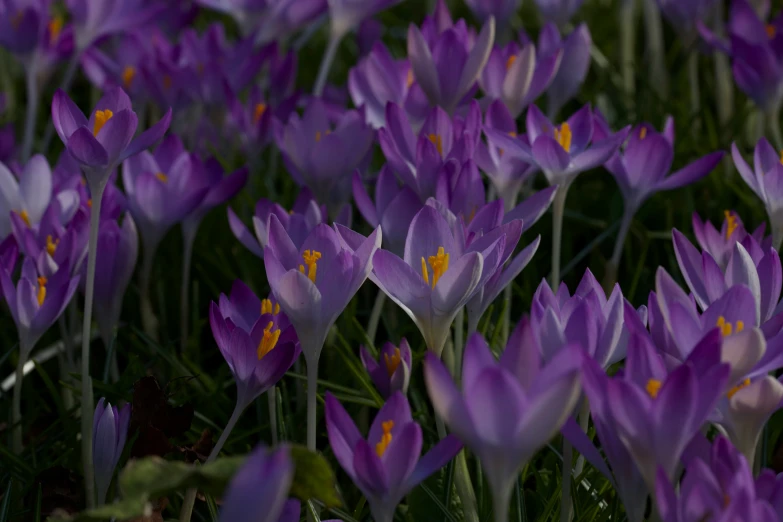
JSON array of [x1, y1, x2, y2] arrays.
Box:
[[642, 0, 668, 98], [81, 180, 106, 509], [572, 400, 591, 477], [768, 104, 783, 151], [550, 184, 570, 290], [268, 387, 278, 445], [493, 482, 512, 522], [366, 292, 386, 346], [688, 51, 701, 118], [306, 356, 319, 451], [11, 351, 27, 453], [313, 31, 343, 97], [619, 0, 638, 97], [604, 209, 635, 290], [453, 308, 465, 378], [20, 64, 38, 162], [179, 228, 196, 354], [560, 438, 574, 522], [139, 239, 160, 342]]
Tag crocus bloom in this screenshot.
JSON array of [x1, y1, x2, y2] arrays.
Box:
[[229, 188, 327, 258], [51, 87, 172, 188], [0, 235, 17, 274], [465, 0, 521, 24], [486, 104, 628, 190], [264, 217, 381, 365], [424, 321, 582, 521], [65, 0, 163, 51], [732, 138, 783, 248], [93, 398, 130, 504], [533, 0, 586, 26], [1, 257, 79, 355], [196, 0, 326, 43], [368, 205, 505, 355], [692, 210, 769, 270], [353, 166, 422, 257], [656, 0, 720, 40], [360, 339, 412, 399], [479, 40, 561, 119], [0, 155, 53, 238], [92, 215, 138, 348], [219, 444, 295, 522], [275, 98, 374, 211], [595, 117, 724, 215], [656, 436, 780, 522], [407, 16, 495, 114], [328, 0, 401, 40], [210, 280, 300, 409], [379, 101, 481, 201], [122, 135, 209, 251], [325, 392, 462, 522], [530, 268, 640, 367]]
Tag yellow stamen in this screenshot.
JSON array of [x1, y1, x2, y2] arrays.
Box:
[[384, 347, 402, 377], [779, 150, 783, 165], [298, 250, 321, 283], [122, 65, 136, 89], [16, 210, 30, 227], [315, 130, 331, 142], [48, 16, 63, 43], [155, 172, 168, 183], [646, 378, 662, 399], [163, 75, 172, 91], [93, 109, 113, 136], [253, 103, 267, 124], [375, 420, 394, 457], [406, 69, 414, 88], [257, 321, 281, 360], [728, 378, 751, 399], [36, 276, 47, 306], [428, 134, 443, 156], [87, 199, 92, 208], [724, 210, 738, 239], [505, 55, 517, 71], [554, 122, 572, 153], [11, 11, 22, 29], [716, 315, 744, 337], [767, 24, 776, 39], [421, 246, 449, 289], [46, 235, 59, 256], [261, 298, 280, 315], [639, 127, 647, 139]]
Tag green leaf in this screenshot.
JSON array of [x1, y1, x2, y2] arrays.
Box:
[[46, 497, 149, 522], [290, 446, 341, 508]]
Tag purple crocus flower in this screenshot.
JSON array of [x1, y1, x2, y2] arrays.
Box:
[[465, 0, 521, 24], [479, 39, 561, 119], [196, 0, 326, 43], [80, 32, 153, 101], [325, 392, 462, 522], [360, 339, 412, 399], [732, 138, 783, 248], [210, 280, 300, 409], [0, 0, 49, 55], [51, 87, 172, 188], [0, 235, 18, 274], [424, 321, 582, 521], [486, 104, 628, 190], [656, 436, 779, 522], [367, 205, 505, 355], [536, 23, 591, 118], [65, 0, 163, 51], [1, 257, 79, 355], [275, 98, 374, 212], [0, 155, 53, 238], [92, 215, 138, 348], [122, 135, 209, 251], [328, 0, 401, 40], [92, 398, 130, 504], [599, 322, 730, 490], [219, 444, 295, 522], [228, 188, 327, 258], [531, 268, 645, 367], [692, 210, 769, 270], [353, 166, 421, 257], [407, 15, 495, 114], [477, 101, 538, 210], [264, 218, 381, 366], [596, 116, 724, 214], [533, 0, 586, 27], [379, 101, 481, 201], [656, 0, 720, 41]]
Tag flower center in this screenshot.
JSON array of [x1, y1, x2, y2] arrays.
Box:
[[554, 123, 572, 153], [384, 347, 402, 377], [37, 276, 47, 306], [155, 172, 168, 183], [727, 378, 751, 399], [163, 75, 172, 91], [257, 321, 281, 360], [16, 209, 30, 227], [93, 109, 114, 136], [375, 420, 394, 457], [48, 16, 63, 43], [767, 24, 776, 39], [299, 250, 321, 283], [716, 315, 744, 337], [315, 130, 332, 142], [639, 127, 647, 139], [646, 378, 662, 399], [427, 134, 443, 156], [406, 69, 414, 88], [505, 55, 516, 71], [724, 210, 738, 239], [261, 298, 280, 315], [253, 103, 267, 124], [122, 65, 136, 89], [46, 235, 59, 256], [421, 246, 449, 289]]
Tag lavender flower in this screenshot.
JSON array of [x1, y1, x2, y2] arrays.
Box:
[[92, 398, 130, 504], [360, 339, 412, 398]]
